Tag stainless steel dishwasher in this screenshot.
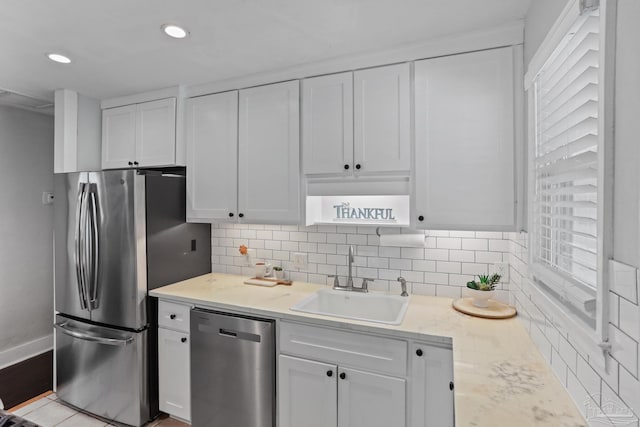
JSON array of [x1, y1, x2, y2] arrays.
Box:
[[191, 308, 275, 427]]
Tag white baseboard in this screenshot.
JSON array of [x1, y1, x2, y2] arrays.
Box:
[[0, 334, 53, 370]]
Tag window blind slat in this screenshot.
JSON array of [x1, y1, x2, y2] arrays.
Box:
[[538, 117, 597, 152], [536, 134, 597, 164], [536, 151, 598, 175]]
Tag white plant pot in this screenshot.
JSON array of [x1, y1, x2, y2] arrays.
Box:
[[274, 270, 285, 280], [467, 289, 495, 308]]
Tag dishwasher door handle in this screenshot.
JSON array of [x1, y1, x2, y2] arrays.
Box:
[[218, 328, 261, 343]]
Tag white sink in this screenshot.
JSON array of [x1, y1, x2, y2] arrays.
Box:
[[290, 288, 410, 325]]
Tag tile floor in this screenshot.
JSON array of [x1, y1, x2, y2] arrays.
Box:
[[11, 393, 188, 427]]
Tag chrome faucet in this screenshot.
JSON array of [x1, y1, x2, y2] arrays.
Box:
[[327, 246, 371, 292], [346, 245, 355, 289]]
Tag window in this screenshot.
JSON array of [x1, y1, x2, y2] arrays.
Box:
[[529, 4, 604, 328]]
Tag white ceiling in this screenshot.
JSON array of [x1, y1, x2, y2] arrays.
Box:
[[0, 0, 531, 102]]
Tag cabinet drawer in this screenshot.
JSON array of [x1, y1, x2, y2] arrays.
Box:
[[158, 300, 191, 333], [280, 322, 407, 377]]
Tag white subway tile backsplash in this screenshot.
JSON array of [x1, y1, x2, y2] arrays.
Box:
[[401, 248, 425, 259], [436, 237, 462, 249], [461, 263, 488, 275], [425, 272, 449, 285], [609, 325, 639, 377], [475, 251, 503, 263], [357, 245, 379, 257], [412, 259, 436, 272], [317, 243, 337, 254], [576, 355, 602, 400], [425, 248, 449, 261], [347, 234, 368, 245], [379, 246, 401, 258], [449, 250, 475, 262], [367, 257, 389, 269], [299, 242, 318, 252], [488, 239, 510, 252], [449, 274, 474, 287], [619, 297, 640, 340], [436, 261, 461, 274], [411, 282, 436, 296], [436, 285, 462, 298], [389, 258, 412, 270], [326, 233, 346, 244], [461, 238, 488, 251]]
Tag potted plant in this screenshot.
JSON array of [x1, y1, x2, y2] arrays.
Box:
[[273, 265, 284, 280], [466, 274, 501, 308]]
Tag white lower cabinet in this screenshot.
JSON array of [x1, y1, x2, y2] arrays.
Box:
[[157, 301, 191, 422], [279, 355, 405, 427], [279, 355, 337, 427], [410, 344, 455, 427], [278, 321, 452, 427]]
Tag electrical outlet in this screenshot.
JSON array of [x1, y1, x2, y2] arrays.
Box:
[[292, 253, 308, 270], [492, 262, 509, 282]]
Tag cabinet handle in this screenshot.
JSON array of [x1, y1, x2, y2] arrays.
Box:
[[416, 348, 423, 357], [128, 161, 133, 166], [181, 337, 187, 343], [339, 372, 346, 380], [449, 381, 454, 391], [228, 213, 234, 218], [355, 164, 361, 170], [344, 164, 350, 170], [169, 314, 176, 320], [133, 161, 139, 166], [238, 213, 244, 218], [418, 215, 424, 222], [326, 370, 333, 377]]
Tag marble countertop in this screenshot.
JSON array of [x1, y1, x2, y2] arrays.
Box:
[[150, 273, 587, 427]]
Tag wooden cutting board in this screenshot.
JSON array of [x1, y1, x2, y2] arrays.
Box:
[[244, 277, 293, 287], [452, 298, 517, 319]]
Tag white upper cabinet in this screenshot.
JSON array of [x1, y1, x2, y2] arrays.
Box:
[[102, 97, 176, 169], [102, 104, 136, 169], [135, 98, 177, 167], [185, 92, 238, 222], [302, 63, 410, 176], [354, 63, 411, 174], [238, 80, 300, 224], [302, 72, 353, 175], [414, 47, 518, 230]]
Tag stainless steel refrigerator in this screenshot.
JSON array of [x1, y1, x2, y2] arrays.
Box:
[[53, 169, 210, 426]]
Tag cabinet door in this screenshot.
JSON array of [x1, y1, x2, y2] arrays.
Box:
[[185, 92, 239, 222], [136, 98, 176, 167], [302, 72, 353, 174], [353, 63, 410, 174], [414, 47, 516, 230], [279, 355, 337, 427], [238, 81, 300, 224], [158, 327, 190, 422], [410, 344, 454, 427], [338, 367, 406, 427], [101, 104, 136, 169]]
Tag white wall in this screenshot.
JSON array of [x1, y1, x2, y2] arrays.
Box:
[[0, 106, 54, 363], [523, 0, 567, 66], [612, 0, 640, 267]]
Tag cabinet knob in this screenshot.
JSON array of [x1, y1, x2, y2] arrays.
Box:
[[344, 164, 350, 170], [133, 161, 139, 166], [449, 381, 454, 391], [128, 161, 133, 166], [418, 215, 424, 222], [355, 164, 361, 170], [169, 314, 176, 320], [228, 212, 234, 217], [181, 337, 187, 343], [339, 372, 346, 380], [326, 370, 333, 377], [416, 349, 423, 357], [238, 213, 244, 218]]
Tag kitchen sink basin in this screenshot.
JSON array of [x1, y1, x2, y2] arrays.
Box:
[[290, 288, 410, 325]]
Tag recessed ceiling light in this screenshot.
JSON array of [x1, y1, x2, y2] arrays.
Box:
[[162, 24, 189, 39], [47, 53, 71, 64]]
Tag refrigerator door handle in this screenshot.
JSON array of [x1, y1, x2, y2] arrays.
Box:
[[79, 186, 92, 311], [54, 322, 134, 346], [88, 188, 100, 310], [74, 183, 88, 310]]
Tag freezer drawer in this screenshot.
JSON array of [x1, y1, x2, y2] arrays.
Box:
[[191, 309, 275, 427], [54, 315, 150, 426]]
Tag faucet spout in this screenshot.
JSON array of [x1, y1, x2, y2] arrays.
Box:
[[347, 245, 354, 288]]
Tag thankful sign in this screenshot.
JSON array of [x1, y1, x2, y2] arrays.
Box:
[[332, 202, 396, 222]]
